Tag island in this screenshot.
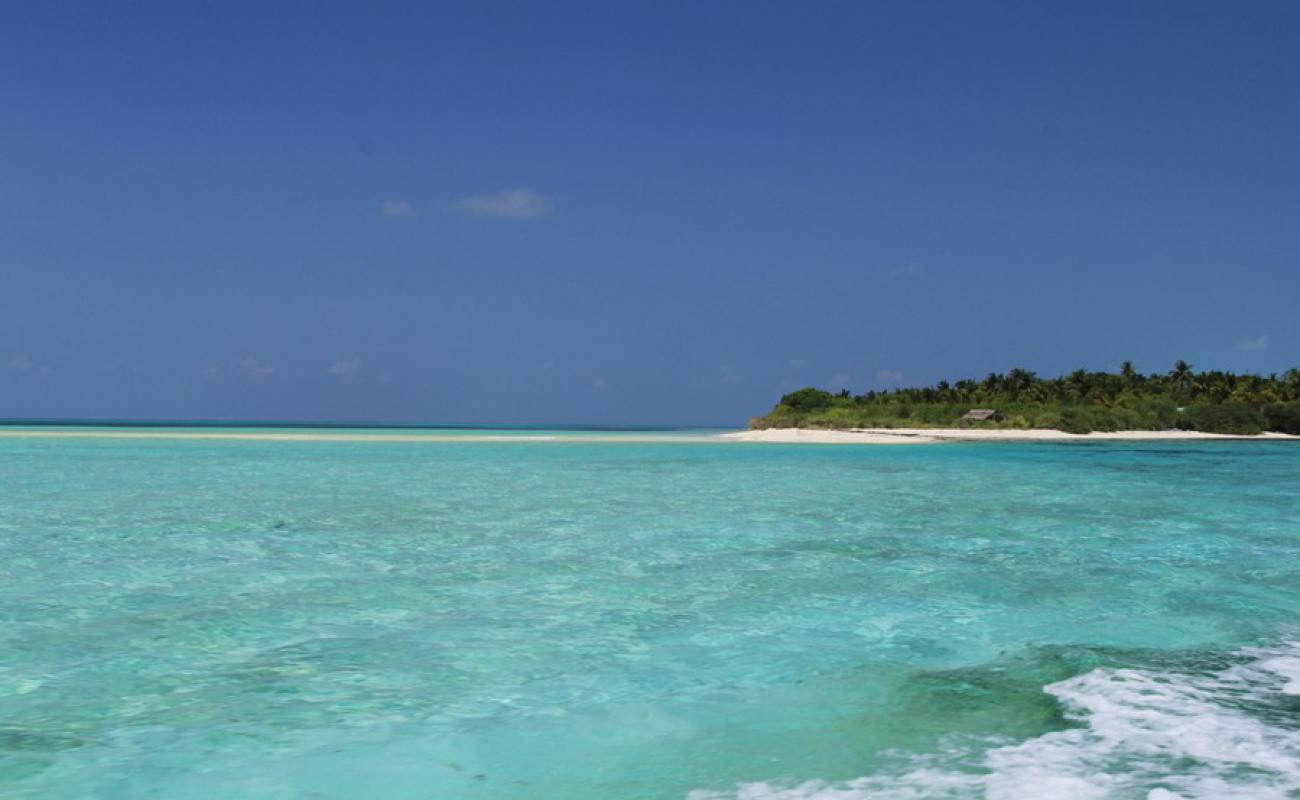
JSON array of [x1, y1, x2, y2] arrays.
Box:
[[746, 362, 1300, 437]]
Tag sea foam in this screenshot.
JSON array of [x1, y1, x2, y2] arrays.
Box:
[[689, 640, 1300, 800]]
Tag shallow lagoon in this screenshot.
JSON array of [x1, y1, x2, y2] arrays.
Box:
[[2, 431, 1298, 798]]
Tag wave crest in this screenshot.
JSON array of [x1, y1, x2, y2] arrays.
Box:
[[689, 640, 1300, 800]]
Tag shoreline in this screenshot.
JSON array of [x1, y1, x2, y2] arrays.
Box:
[[721, 427, 1300, 444], [0, 426, 1295, 445]]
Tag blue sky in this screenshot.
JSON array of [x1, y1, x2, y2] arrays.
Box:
[[2, 2, 1298, 424]]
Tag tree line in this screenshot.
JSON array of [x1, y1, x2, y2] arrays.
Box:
[[754, 362, 1300, 435]]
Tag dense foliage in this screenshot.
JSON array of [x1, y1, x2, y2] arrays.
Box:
[[753, 362, 1300, 435]]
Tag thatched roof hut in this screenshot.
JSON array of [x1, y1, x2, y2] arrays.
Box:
[[960, 409, 1001, 425]]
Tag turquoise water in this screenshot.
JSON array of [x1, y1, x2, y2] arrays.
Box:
[[2, 431, 1298, 798]]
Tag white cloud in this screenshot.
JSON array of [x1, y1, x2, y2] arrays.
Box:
[[453, 188, 553, 220], [591, 376, 606, 390], [327, 357, 362, 379], [382, 199, 419, 219], [829, 372, 853, 390], [787, 359, 807, 369], [876, 369, 905, 384], [889, 263, 927, 278], [233, 356, 274, 379], [1236, 335, 1269, 352]]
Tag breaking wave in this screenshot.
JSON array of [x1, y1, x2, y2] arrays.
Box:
[[689, 639, 1300, 800]]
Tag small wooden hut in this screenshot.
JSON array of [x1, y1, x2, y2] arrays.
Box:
[[960, 409, 1002, 427]]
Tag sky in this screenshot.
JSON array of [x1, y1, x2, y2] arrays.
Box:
[[2, 1, 1298, 425]]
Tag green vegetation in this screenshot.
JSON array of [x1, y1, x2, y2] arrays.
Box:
[[752, 362, 1300, 435]]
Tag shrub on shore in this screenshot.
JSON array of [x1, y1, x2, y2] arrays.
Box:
[[1264, 402, 1300, 435], [779, 388, 833, 413], [1180, 404, 1265, 435], [1058, 408, 1095, 434]]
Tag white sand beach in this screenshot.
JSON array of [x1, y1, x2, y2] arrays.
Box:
[[720, 428, 1300, 444], [718, 428, 942, 444]]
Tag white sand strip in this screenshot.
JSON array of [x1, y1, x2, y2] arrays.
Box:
[[717, 428, 941, 444], [720, 428, 1300, 444]]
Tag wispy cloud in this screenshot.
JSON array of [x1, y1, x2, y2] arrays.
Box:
[[453, 188, 553, 220], [382, 199, 419, 219], [876, 369, 905, 384], [829, 372, 853, 390], [889, 263, 927, 278], [327, 357, 362, 379], [787, 359, 807, 369], [1236, 335, 1269, 352], [234, 356, 274, 379], [591, 376, 606, 390]]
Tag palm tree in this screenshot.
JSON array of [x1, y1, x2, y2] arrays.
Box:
[[1169, 360, 1193, 392], [1008, 368, 1037, 396], [1283, 369, 1300, 401]]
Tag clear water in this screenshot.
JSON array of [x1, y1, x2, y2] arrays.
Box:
[[1, 431, 1298, 799]]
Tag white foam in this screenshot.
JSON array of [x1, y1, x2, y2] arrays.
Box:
[[689, 640, 1300, 800], [1250, 648, 1300, 697]]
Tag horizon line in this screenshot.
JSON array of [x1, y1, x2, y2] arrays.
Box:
[[0, 417, 741, 432]]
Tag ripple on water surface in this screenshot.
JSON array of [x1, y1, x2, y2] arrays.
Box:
[[0, 436, 1298, 798]]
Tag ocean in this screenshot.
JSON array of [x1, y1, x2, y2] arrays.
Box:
[[1, 427, 1298, 798]]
